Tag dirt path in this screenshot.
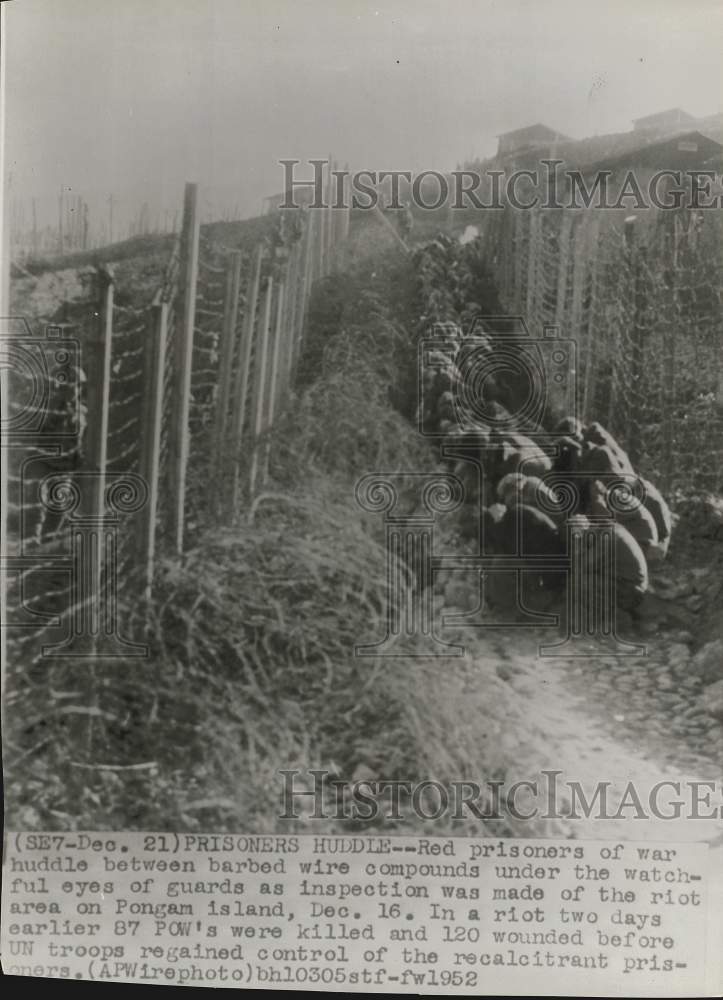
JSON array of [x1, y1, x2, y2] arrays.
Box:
[[433, 524, 723, 842], [479, 622, 723, 843]]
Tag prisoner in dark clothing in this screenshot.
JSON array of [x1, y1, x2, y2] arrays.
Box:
[[580, 443, 626, 505], [580, 442, 630, 478], [588, 478, 659, 554], [479, 503, 563, 611], [552, 435, 585, 511], [555, 415, 583, 439], [593, 521, 649, 611], [498, 433, 552, 480], [495, 501, 567, 593], [554, 435, 583, 472], [582, 422, 634, 475], [638, 476, 673, 560], [497, 472, 566, 525]]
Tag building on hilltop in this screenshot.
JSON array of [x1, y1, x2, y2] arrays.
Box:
[[632, 108, 696, 136], [589, 130, 723, 173]]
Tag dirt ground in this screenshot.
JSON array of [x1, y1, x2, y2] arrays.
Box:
[[437, 519, 723, 843]]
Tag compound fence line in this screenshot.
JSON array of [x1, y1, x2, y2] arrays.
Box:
[[480, 201, 723, 497], [5, 159, 349, 673]]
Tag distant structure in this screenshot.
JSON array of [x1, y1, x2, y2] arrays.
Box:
[[697, 110, 723, 130], [588, 130, 723, 173], [496, 123, 570, 158], [262, 188, 314, 214], [632, 108, 696, 136]]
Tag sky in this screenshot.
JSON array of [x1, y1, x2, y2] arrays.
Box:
[[3, 0, 723, 237]]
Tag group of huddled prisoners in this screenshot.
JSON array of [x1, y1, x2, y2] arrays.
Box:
[[420, 334, 673, 617]]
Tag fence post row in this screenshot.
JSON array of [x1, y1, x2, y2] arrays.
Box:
[[230, 242, 264, 513], [282, 242, 299, 391], [661, 211, 677, 493], [63, 169, 347, 606], [248, 273, 275, 496], [325, 155, 335, 273], [169, 181, 200, 555], [64, 264, 114, 679], [84, 266, 115, 508], [554, 212, 573, 332], [213, 248, 244, 509], [296, 205, 315, 369], [585, 213, 604, 424], [316, 183, 325, 281], [625, 217, 648, 469], [138, 296, 169, 598], [525, 210, 539, 325], [261, 278, 285, 486]]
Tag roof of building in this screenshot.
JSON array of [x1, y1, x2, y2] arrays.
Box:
[[496, 122, 569, 141], [632, 107, 695, 127], [586, 130, 723, 172], [463, 112, 723, 175]]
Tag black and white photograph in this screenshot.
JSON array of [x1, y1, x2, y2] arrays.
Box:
[[1, 0, 722, 992]]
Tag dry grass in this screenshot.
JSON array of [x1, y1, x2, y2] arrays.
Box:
[[6, 227, 556, 836]]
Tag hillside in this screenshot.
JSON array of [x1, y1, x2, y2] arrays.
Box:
[[6, 215, 723, 839]]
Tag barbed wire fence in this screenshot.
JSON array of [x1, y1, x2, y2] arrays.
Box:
[[478, 201, 723, 498], [3, 165, 350, 768]]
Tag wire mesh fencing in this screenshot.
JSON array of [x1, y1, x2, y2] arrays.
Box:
[[479, 202, 723, 497], [4, 167, 350, 669]]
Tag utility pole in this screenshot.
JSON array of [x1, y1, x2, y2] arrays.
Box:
[[58, 185, 64, 253]]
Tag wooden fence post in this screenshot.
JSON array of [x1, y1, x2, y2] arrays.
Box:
[[84, 268, 115, 526], [340, 163, 351, 243], [325, 155, 335, 273], [230, 243, 264, 512], [281, 245, 298, 392], [77, 267, 113, 662], [290, 239, 304, 376], [213, 249, 243, 504], [568, 215, 588, 419], [625, 216, 648, 468], [291, 210, 314, 373], [169, 181, 200, 554], [554, 211, 573, 333], [316, 176, 325, 280], [580, 214, 601, 422], [261, 279, 285, 486], [138, 296, 168, 598], [661, 212, 678, 493], [248, 275, 274, 496], [568, 215, 588, 332], [512, 208, 525, 310], [525, 210, 539, 325]]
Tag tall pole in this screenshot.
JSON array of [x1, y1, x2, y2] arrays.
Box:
[[248, 275, 274, 496], [170, 182, 200, 554], [58, 186, 64, 253], [139, 298, 168, 598], [213, 249, 243, 504], [230, 244, 264, 511]]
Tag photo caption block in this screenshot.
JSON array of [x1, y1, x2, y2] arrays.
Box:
[[1, 832, 720, 995]]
